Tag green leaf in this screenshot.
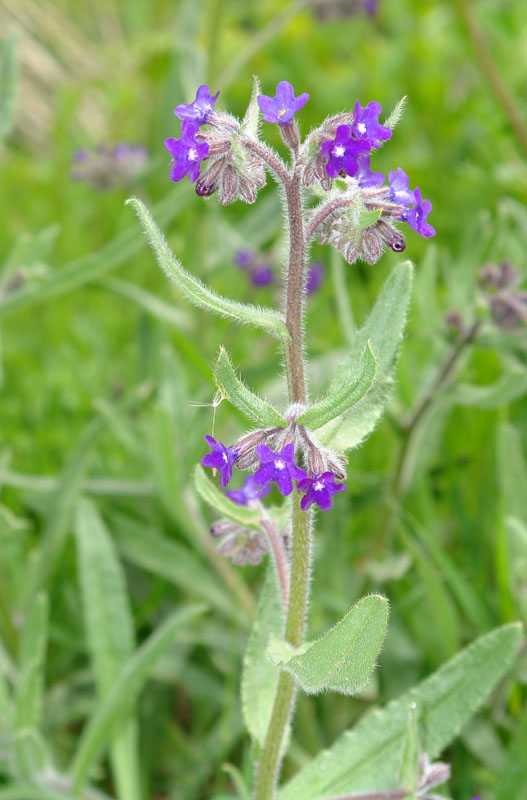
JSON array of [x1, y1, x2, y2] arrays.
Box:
[[384, 95, 407, 130], [241, 569, 284, 746], [268, 594, 388, 695], [13, 594, 49, 779], [316, 261, 413, 451], [452, 366, 527, 408], [399, 703, 420, 793], [71, 604, 205, 793], [298, 343, 376, 431], [357, 208, 383, 231], [0, 32, 18, 146], [126, 197, 290, 340], [74, 500, 141, 800], [241, 74, 261, 138], [214, 347, 286, 428], [194, 464, 262, 530], [278, 623, 522, 799]]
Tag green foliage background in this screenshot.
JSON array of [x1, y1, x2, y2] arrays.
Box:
[[0, 1, 525, 798]]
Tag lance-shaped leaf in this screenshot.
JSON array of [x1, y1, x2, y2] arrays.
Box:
[[214, 346, 286, 428], [241, 74, 261, 138], [241, 569, 285, 746], [194, 464, 262, 530], [298, 343, 376, 431], [13, 594, 49, 779], [268, 594, 388, 695], [126, 197, 289, 340], [278, 623, 522, 799], [316, 260, 413, 451]]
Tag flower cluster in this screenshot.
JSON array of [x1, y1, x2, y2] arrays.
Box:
[[71, 143, 148, 190], [201, 434, 347, 514], [164, 85, 218, 185]]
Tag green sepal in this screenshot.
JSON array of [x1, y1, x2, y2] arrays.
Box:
[[268, 594, 388, 695], [194, 465, 262, 530], [214, 346, 286, 428], [297, 343, 376, 431], [241, 74, 261, 138], [126, 197, 290, 341], [357, 208, 383, 232]]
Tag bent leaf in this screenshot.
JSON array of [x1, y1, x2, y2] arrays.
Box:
[[214, 347, 286, 428], [298, 343, 376, 430], [126, 197, 289, 340], [317, 260, 413, 451], [278, 623, 522, 799], [71, 605, 205, 792], [241, 569, 284, 746], [194, 465, 262, 530], [268, 594, 388, 695]]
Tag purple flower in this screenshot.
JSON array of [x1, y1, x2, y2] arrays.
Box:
[[388, 168, 416, 206], [306, 262, 325, 295], [298, 472, 347, 512], [250, 264, 275, 287], [357, 155, 385, 187], [164, 122, 209, 184], [257, 81, 309, 126], [321, 125, 371, 178], [226, 475, 271, 506], [362, 0, 379, 15], [254, 444, 307, 496], [174, 84, 219, 126], [235, 249, 254, 269], [352, 100, 392, 146], [405, 188, 436, 238], [201, 435, 238, 487]]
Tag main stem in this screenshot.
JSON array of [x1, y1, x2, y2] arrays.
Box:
[[254, 162, 311, 798]]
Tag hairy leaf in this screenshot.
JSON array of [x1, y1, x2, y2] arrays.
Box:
[[384, 95, 408, 130], [279, 623, 522, 798], [126, 197, 289, 340], [241, 74, 261, 138], [214, 347, 285, 428], [316, 260, 413, 451], [75, 500, 141, 800], [241, 569, 284, 746], [268, 594, 388, 695], [298, 343, 376, 430]]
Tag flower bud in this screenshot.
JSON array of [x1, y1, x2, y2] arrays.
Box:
[[280, 120, 301, 150]]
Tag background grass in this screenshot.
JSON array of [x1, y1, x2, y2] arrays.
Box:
[[0, 1, 526, 798]]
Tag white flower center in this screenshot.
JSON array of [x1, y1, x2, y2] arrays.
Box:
[[357, 122, 367, 135], [314, 480, 325, 491], [275, 459, 286, 470], [188, 147, 198, 161], [222, 452, 229, 463], [333, 145, 345, 158]]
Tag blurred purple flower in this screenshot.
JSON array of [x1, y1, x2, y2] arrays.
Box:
[[250, 264, 275, 287], [306, 262, 325, 295], [164, 121, 209, 184], [235, 249, 255, 269], [174, 84, 219, 126], [257, 81, 309, 125], [226, 475, 271, 506], [71, 143, 148, 190]]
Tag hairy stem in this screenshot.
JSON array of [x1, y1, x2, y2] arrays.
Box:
[[261, 517, 290, 609], [241, 136, 291, 184], [254, 158, 312, 799], [305, 192, 357, 244]]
